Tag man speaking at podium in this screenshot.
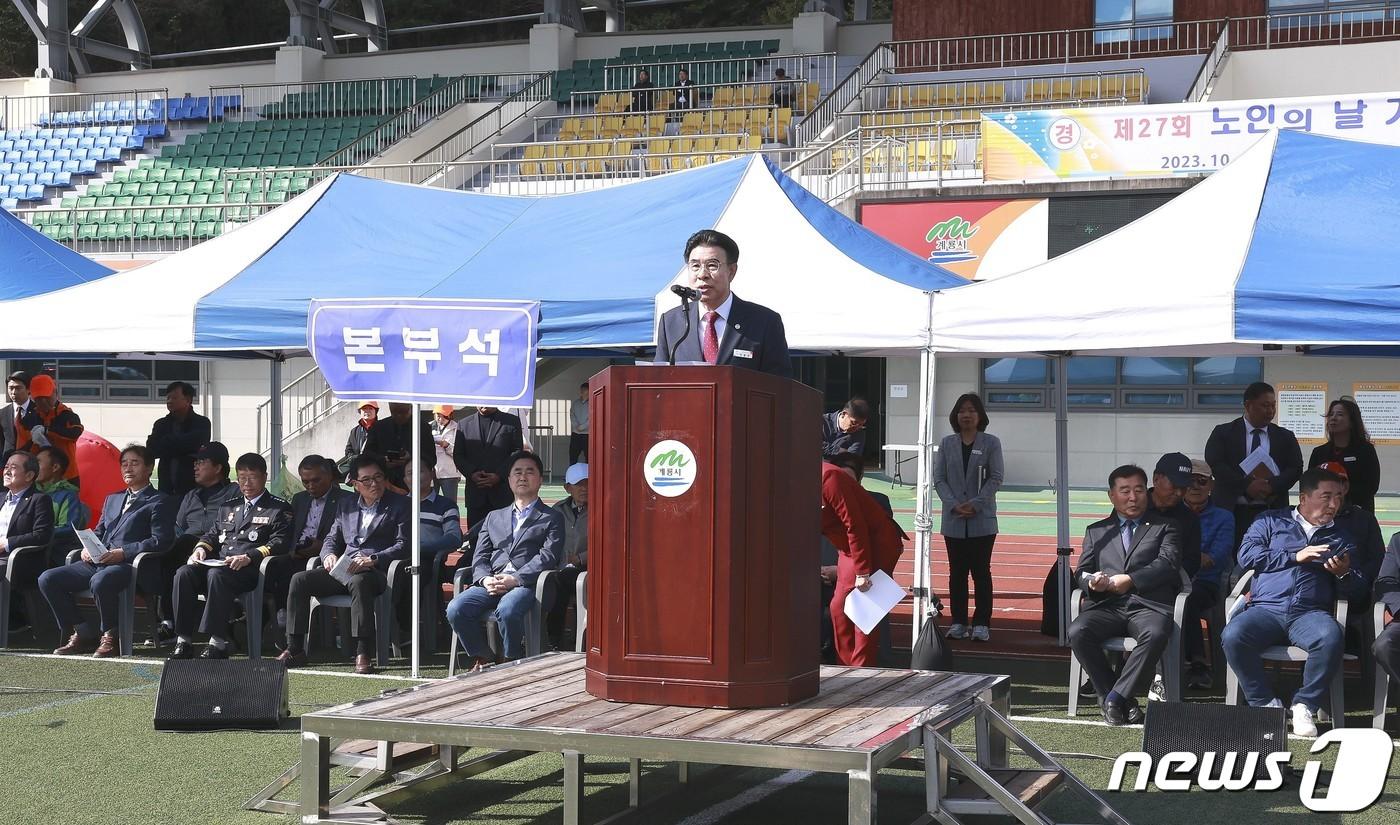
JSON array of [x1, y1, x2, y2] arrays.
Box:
[[655, 230, 792, 379]]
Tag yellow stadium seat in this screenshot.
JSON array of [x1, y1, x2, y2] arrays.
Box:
[[622, 115, 645, 137], [801, 81, 819, 111], [912, 86, 935, 108], [980, 82, 1006, 103], [600, 116, 624, 139], [724, 109, 748, 131], [679, 111, 704, 136], [745, 134, 762, 150], [524, 144, 545, 159], [1050, 79, 1073, 100], [712, 87, 736, 107], [750, 84, 772, 105], [520, 160, 540, 177], [884, 86, 902, 108], [596, 93, 619, 113], [646, 114, 667, 136], [774, 107, 792, 138], [1025, 79, 1051, 102]]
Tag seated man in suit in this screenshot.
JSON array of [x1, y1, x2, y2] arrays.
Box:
[[0, 451, 54, 632], [1372, 531, 1400, 710], [654, 229, 792, 378], [277, 454, 411, 674], [545, 462, 588, 651], [446, 451, 563, 671], [38, 444, 173, 657], [170, 453, 292, 660], [1205, 382, 1303, 548], [453, 405, 524, 526], [1223, 468, 1368, 737], [150, 441, 238, 646], [265, 454, 344, 636], [1069, 464, 1182, 726]]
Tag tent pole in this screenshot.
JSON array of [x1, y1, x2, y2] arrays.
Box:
[[269, 359, 283, 485], [911, 291, 938, 642], [410, 403, 422, 679], [1054, 354, 1072, 647]]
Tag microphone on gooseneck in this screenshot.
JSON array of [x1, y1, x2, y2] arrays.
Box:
[[668, 284, 698, 365]]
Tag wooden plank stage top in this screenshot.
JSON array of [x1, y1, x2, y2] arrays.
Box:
[[314, 653, 1006, 754]]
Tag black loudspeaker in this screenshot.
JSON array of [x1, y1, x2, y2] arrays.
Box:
[[154, 659, 289, 731], [1142, 700, 1288, 778]]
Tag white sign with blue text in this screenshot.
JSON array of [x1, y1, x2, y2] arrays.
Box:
[[308, 298, 539, 406]]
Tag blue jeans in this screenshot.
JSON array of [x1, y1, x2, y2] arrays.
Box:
[[38, 561, 133, 635], [1222, 605, 1343, 712], [446, 583, 537, 661]]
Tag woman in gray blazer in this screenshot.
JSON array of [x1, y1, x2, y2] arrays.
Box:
[[934, 393, 1004, 642]]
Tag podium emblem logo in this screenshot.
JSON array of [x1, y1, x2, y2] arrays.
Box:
[[644, 440, 697, 497]]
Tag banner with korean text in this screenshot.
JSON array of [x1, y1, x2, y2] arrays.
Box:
[[308, 298, 540, 406], [982, 91, 1400, 182]]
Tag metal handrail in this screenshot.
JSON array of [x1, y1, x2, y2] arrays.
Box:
[[885, 19, 1227, 70], [208, 76, 421, 123], [1, 87, 171, 133], [319, 73, 542, 169], [1187, 24, 1230, 102], [598, 51, 837, 91], [411, 72, 552, 182], [794, 42, 893, 147]]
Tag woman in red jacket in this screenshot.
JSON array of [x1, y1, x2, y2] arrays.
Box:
[[821, 454, 904, 666]]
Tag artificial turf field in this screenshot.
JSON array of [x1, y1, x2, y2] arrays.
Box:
[[2, 483, 1398, 824]]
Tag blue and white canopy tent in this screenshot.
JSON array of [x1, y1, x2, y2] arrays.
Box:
[[928, 129, 1400, 641], [0, 155, 969, 666], [0, 156, 963, 353], [0, 207, 112, 299]]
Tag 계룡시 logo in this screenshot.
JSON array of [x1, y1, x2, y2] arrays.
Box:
[[644, 439, 697, 497], [924, 216, 980, 265]]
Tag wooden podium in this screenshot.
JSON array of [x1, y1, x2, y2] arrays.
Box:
[[584, 365, 822, 708]]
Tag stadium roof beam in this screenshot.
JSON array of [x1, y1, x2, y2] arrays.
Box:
[[542, 0, 586, 31], [285, 0, 388, 53], [11, 0, 151, 80]]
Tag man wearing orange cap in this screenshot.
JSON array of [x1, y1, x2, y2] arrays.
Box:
[[431, 405, 461, 505], [15, 374, 84, 488], [338, 401, 378, 481]]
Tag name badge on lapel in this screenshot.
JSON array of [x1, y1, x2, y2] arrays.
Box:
[[252, 516, 272, 524], [971, 449, 983, 456], [733, 348, 754, 359], [1343, 456, 1356, 462]]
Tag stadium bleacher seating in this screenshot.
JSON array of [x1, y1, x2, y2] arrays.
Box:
[[551, 39, 782, 104], [0, 123, 166, 211], [36, 113, 385, 242]]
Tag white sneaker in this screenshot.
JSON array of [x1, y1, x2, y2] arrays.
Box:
[[970, 625, 990, 642], [946, 623, 968, 640], [1263, 698, 1283, 709], [1291, 703, 1318, 737]]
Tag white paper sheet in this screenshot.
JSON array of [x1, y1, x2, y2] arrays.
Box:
[[1239, 444, 1280, 477], [842, 570, 908, 635]]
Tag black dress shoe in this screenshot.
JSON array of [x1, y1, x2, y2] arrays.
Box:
[[1103, 701, 1128, 726], [168, 642, 196, 660], [199, 645, 229, 660], [1124, 699, 1145, 725]]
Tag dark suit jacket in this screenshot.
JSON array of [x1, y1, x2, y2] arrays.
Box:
[[0, 403, 16, 458], [3, 486, 54, 551], [654, 294, 792, 379], [93, 486, 175, 563], [289, 486, 345, 558], [1204, 418, 1303, 510], [320, 491, 411, 571], [1074, 511, 1182, 614], [146, 411, 212, 498], [1375, 533, 1400, 617], [471, 500, 564, 589], [453, 410, 524, 499]]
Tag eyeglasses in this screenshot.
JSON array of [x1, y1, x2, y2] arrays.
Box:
[[1190, 475, 1212, 487], [235, 473, 264, 483], [355, 473, 385, 485], [687, 259, 727, 274]]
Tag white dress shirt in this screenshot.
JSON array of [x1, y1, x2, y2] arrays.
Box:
[[699, 292, 735, 349]]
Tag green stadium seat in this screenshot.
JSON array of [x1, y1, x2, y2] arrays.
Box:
[[194, 222, 216, 238], [156, 182, 177, 196]]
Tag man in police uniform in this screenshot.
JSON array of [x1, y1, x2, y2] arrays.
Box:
[[169, 453, 291, 660]]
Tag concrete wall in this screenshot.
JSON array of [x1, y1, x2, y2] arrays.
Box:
[[878, 354, 1400, 493], [836, 21, 894, 58], [1212, 40, 1400, 100], [76, 60, 278, 98]]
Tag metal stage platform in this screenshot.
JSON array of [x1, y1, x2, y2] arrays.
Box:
[[275, 652, 1128, 825]]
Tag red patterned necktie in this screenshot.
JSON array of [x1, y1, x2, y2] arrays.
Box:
[[701, 311, 719, 363]]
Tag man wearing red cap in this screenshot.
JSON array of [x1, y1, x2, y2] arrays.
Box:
[[1319, 461, 1384, 613], [15, 374, 84, 488]]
